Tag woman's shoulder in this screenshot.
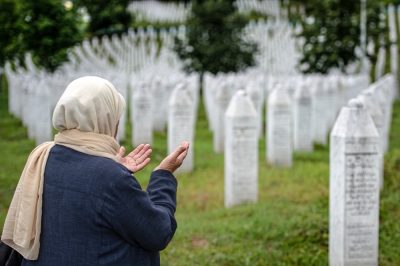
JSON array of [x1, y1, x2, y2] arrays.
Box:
[[49, 144, 134, 185]]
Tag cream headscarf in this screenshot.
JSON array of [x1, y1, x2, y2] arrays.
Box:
[[1, 76, 125, 260]]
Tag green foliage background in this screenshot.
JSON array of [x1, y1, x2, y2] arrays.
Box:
[[0, 0, 133, 72], [174, 0, 258, 85], [74, 0, 133, 37], [291, 0, 395, 75]]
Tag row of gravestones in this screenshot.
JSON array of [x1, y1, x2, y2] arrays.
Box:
[[70, 26, 184, 76], [5, 58, 197, 149], [222, 73, 369, 207], [130, 73, 199, 175], [127, 0, 189, 23], [329, 74, 396, 266], [4, 22, 188, 146], [68, 15, 303, 79], [236, 0, 283, 19], [127, 0, 284, 24], [204, 70, 370, 161], [5, 57, 131, 145], [245, 19, 302, 75], [223, 74, 396, 266], [4, 47, 201, 177]]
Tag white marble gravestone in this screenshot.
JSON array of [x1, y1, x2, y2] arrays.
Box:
[[225, 90, 258, 208], [267, 85, 293, 167], [246, 81, 263, 138], [388, 4, 399, 97], [152, 77, 168, 132], [326, 77, 339, 130], [168, 83, 195, 174], [329, 99, 380, 266], [213, 82, 234, 153], [293, 82, 313, 152], [312, 79, 329, 145], [34, 83, 52, 145], [371, 84, 390, 154], [358, 92, 384, 189], [110, 75, 128, 142], [131, 83, 153, 146], [375, 36, 386, 79]]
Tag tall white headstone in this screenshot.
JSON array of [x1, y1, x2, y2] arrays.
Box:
[[213, 83, 233, 153], [267, 85, 293, 167], [35, 83, 52, 145], [293, 82, 313, 152], [225, 90, 258, 208], [152, 77, 168, 132], [329, 99, 380, 266], [312, 79, 329, 145], [359, 92, 384, 189], [131, 83, 153, 146], [168, 83, 195, 174], [246, 82, 263, 138], [388, 4, 399, 98]]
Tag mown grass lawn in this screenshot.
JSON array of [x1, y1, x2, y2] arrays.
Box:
[[0, 75, 399, 265]]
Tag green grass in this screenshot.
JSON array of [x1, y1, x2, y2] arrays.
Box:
[[0, 75, 399, 265]]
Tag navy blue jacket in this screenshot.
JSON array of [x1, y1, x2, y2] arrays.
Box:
[[22, 144, 177, 266]]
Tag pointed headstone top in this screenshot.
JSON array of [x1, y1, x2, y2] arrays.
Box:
[[226, 90, 257, 118], [331, 98, 379, 138], [268, 85, 291, 105], [348, 98, 364, 109], [169, 83, 192, 107]]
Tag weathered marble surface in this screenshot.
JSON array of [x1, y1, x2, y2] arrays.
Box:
[[131, 82, 153, 146], [213, 83, 234, 153], [293, 82, 313, 152], [225, 90, 258, 208], [329, 99, 380, 266], [168, 83, 195, 174], [267, 85, 293, 167]]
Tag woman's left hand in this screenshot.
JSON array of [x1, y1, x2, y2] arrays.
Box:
[[117, 144, 152, 173]]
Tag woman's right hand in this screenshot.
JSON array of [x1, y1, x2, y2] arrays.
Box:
[[155, 141, 190, 173]]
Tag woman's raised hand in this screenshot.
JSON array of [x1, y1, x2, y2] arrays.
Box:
[[117, 144, 152, 173], [155, 141, 189, 173]]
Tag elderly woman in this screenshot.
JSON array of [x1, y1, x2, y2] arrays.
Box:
[[1, 76, 189, 266]]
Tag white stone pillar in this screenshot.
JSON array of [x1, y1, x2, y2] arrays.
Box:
[[246, 81, 263, 138], [131, 83, 153, 146], [267, 85, 293, 167], [225, 90, 258, 208], [293, 82, 313, 152], [35, 83, 52, 145], [213, 83, 233, 153], [152, 78, 168, 132], [388, 4, 399, 98], [329, 99, 380, 266], [168, 83, 195, 174], [312, 78, 329, 145], [358, 92, 384, 189]]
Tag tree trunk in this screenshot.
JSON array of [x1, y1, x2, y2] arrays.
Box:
[[199, 71, 204, 97]]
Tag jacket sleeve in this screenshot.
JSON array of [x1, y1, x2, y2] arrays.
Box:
[[102, 169, 177, 251]]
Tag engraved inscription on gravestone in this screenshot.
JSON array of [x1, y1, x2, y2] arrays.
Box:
[[344, 140, 379, 261], [329, 99, 380, 266], [267, 86, 292, 167], [225, 90, 258, 208], [230, 123, 258, 201]]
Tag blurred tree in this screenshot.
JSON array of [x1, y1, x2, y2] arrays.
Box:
[[174, 0, 258, 89], [298, 0, 361, 74], [20, 0, 84, 72], [0, 0, 24, 67], [295, 0, 387, 74], [75, 0, 132, 36]]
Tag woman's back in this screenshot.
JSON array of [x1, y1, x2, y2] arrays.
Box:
[[23, 144, 176, 266]]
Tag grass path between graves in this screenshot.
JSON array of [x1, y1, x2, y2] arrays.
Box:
[[0, 76, 399, 265]]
